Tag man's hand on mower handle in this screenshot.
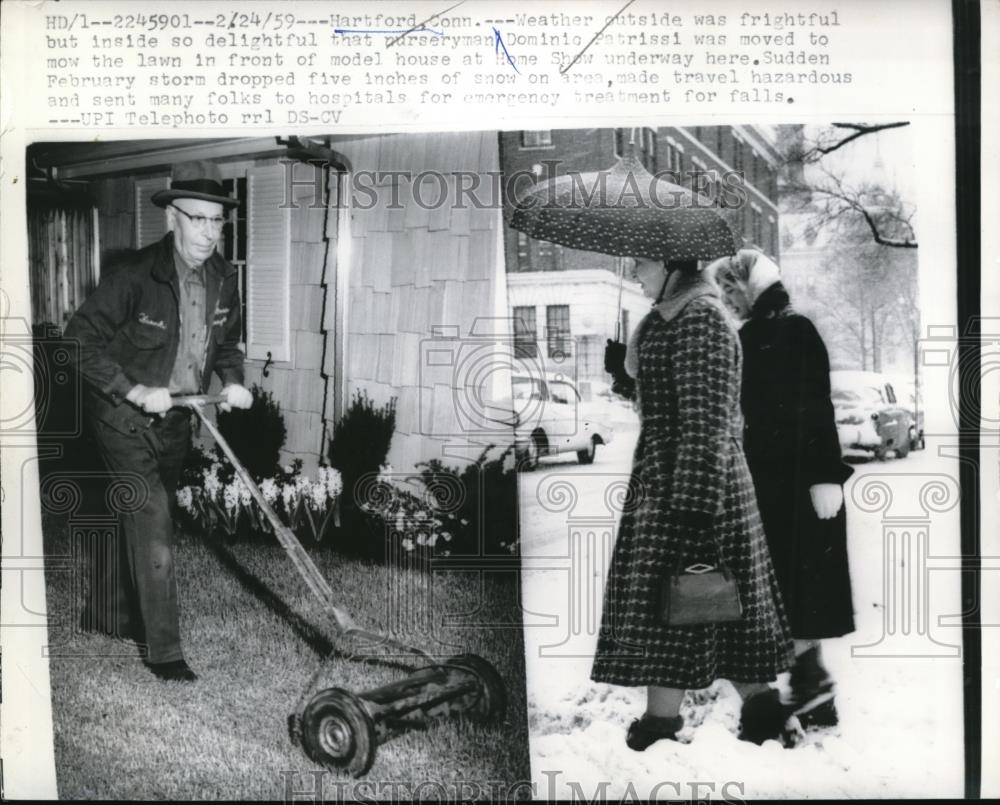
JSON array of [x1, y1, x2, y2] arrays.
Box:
[[126, 384, 172, 417], [220, 383, 253, 412]]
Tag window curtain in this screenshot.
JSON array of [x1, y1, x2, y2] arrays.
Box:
[[28, 203, 98, 329]]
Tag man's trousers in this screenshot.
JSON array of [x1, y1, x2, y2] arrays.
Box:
[[84, 409, 192, 664]]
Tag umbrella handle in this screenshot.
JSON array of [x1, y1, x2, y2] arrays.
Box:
[[614, 257, 626, 342]]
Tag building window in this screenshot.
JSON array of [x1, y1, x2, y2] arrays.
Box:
[[522, 130, 553, 148], [751, 205, 763, 248], [515, 230, 559, 272], [546, 305, 571, 359], [614, 128, 627, 158], [615, 128, 657, 171], [664, 136, 684, 180], [642, 127, 657, 171], [732, 133, 745, 175], [689, 155, 710, 194], [513, 305, 537, 358]]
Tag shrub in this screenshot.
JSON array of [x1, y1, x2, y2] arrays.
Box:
[[327, 390, 397, 553], [215, 384, 286, 481], [415, 445, 519, 557]]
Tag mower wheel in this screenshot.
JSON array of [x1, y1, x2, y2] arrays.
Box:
[[443, 653, 507, 723], [299, 687, 377, 777]]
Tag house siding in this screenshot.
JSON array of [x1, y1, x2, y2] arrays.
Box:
[[329, 131, 505, 476]]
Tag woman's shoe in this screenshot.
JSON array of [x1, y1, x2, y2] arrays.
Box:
[[790, 647, 838, 729], [738, 689, 789, 744], [625, 714, 683, 751]]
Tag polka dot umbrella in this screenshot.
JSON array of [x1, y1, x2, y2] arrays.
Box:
[[507, 150, 740, 262]]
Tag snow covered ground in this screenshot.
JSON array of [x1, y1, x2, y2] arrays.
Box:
[[518, 419, 966, 799]]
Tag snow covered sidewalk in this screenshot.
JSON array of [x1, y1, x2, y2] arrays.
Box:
[[519, 427, 965, 799]]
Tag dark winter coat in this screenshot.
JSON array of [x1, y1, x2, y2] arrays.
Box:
[[738, 282, 855, 639], [591, 275, 794, 689], [63, 232, 244, 437]]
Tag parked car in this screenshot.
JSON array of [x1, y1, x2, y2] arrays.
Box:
[[497, 373, 615, 469], [887, 375, 926, 451], [830, 370, 914, 459]]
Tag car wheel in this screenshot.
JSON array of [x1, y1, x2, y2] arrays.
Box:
[[577, 437, 597, 465]]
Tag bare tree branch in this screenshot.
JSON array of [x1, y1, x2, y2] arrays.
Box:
[[812, 122, 912, 157]]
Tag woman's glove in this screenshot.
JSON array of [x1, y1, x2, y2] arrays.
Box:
[[604, 339, 627, 375], [610, 369, 636, 401], [809, 483, 844, 519]]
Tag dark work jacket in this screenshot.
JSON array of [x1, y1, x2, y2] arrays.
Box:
[[64, 233, 244, 436]]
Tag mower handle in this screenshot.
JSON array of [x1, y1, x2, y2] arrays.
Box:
[[170, 393, 227, 409]]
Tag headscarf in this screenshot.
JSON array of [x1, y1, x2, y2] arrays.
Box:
[[709, 248, 782, 308]]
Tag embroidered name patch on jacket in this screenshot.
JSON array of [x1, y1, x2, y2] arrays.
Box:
[[138, 312, 167, 329]]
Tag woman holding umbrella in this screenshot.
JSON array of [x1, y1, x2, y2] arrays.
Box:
[[509, 148, 795, 749], [709, 248, 855, 731]]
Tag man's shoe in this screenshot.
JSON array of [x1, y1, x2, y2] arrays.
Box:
[[738, 689, 790, 744], [147, 659, 198, 682], [625, 714, 683, 751]]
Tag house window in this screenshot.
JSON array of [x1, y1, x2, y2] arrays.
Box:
[[546, 305, 571, 359], [221, 177, 248, 344], [513, 305, 537, 358], [522, 130, 553, 148]]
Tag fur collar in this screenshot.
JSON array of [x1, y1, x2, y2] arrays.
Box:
[[624, 271, 721, 378], [749, 281, 792, 319]]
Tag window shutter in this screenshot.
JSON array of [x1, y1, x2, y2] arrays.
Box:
[[134, 176, 169, 247], [246, 164, 291, 362]]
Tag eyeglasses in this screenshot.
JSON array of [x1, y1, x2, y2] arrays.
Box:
[[171, 205, 227, 231]]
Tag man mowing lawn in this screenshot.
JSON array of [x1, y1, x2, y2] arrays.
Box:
[[64, 160, 253, 682]]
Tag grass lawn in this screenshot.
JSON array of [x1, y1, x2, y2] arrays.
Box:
[[43, 513, 530, 799]]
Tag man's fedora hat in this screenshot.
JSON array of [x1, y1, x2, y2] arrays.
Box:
[[151, 160, 239, 209]]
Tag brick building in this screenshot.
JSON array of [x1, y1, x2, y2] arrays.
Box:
[[500, 127, 781, 385]]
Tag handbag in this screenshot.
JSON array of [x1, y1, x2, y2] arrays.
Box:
[[659, 555, 743, 627]]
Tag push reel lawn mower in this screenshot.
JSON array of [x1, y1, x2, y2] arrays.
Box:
[[173, 395, 508, 777]]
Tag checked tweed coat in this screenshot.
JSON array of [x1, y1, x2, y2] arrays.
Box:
[[591, 279, 794, 689]]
